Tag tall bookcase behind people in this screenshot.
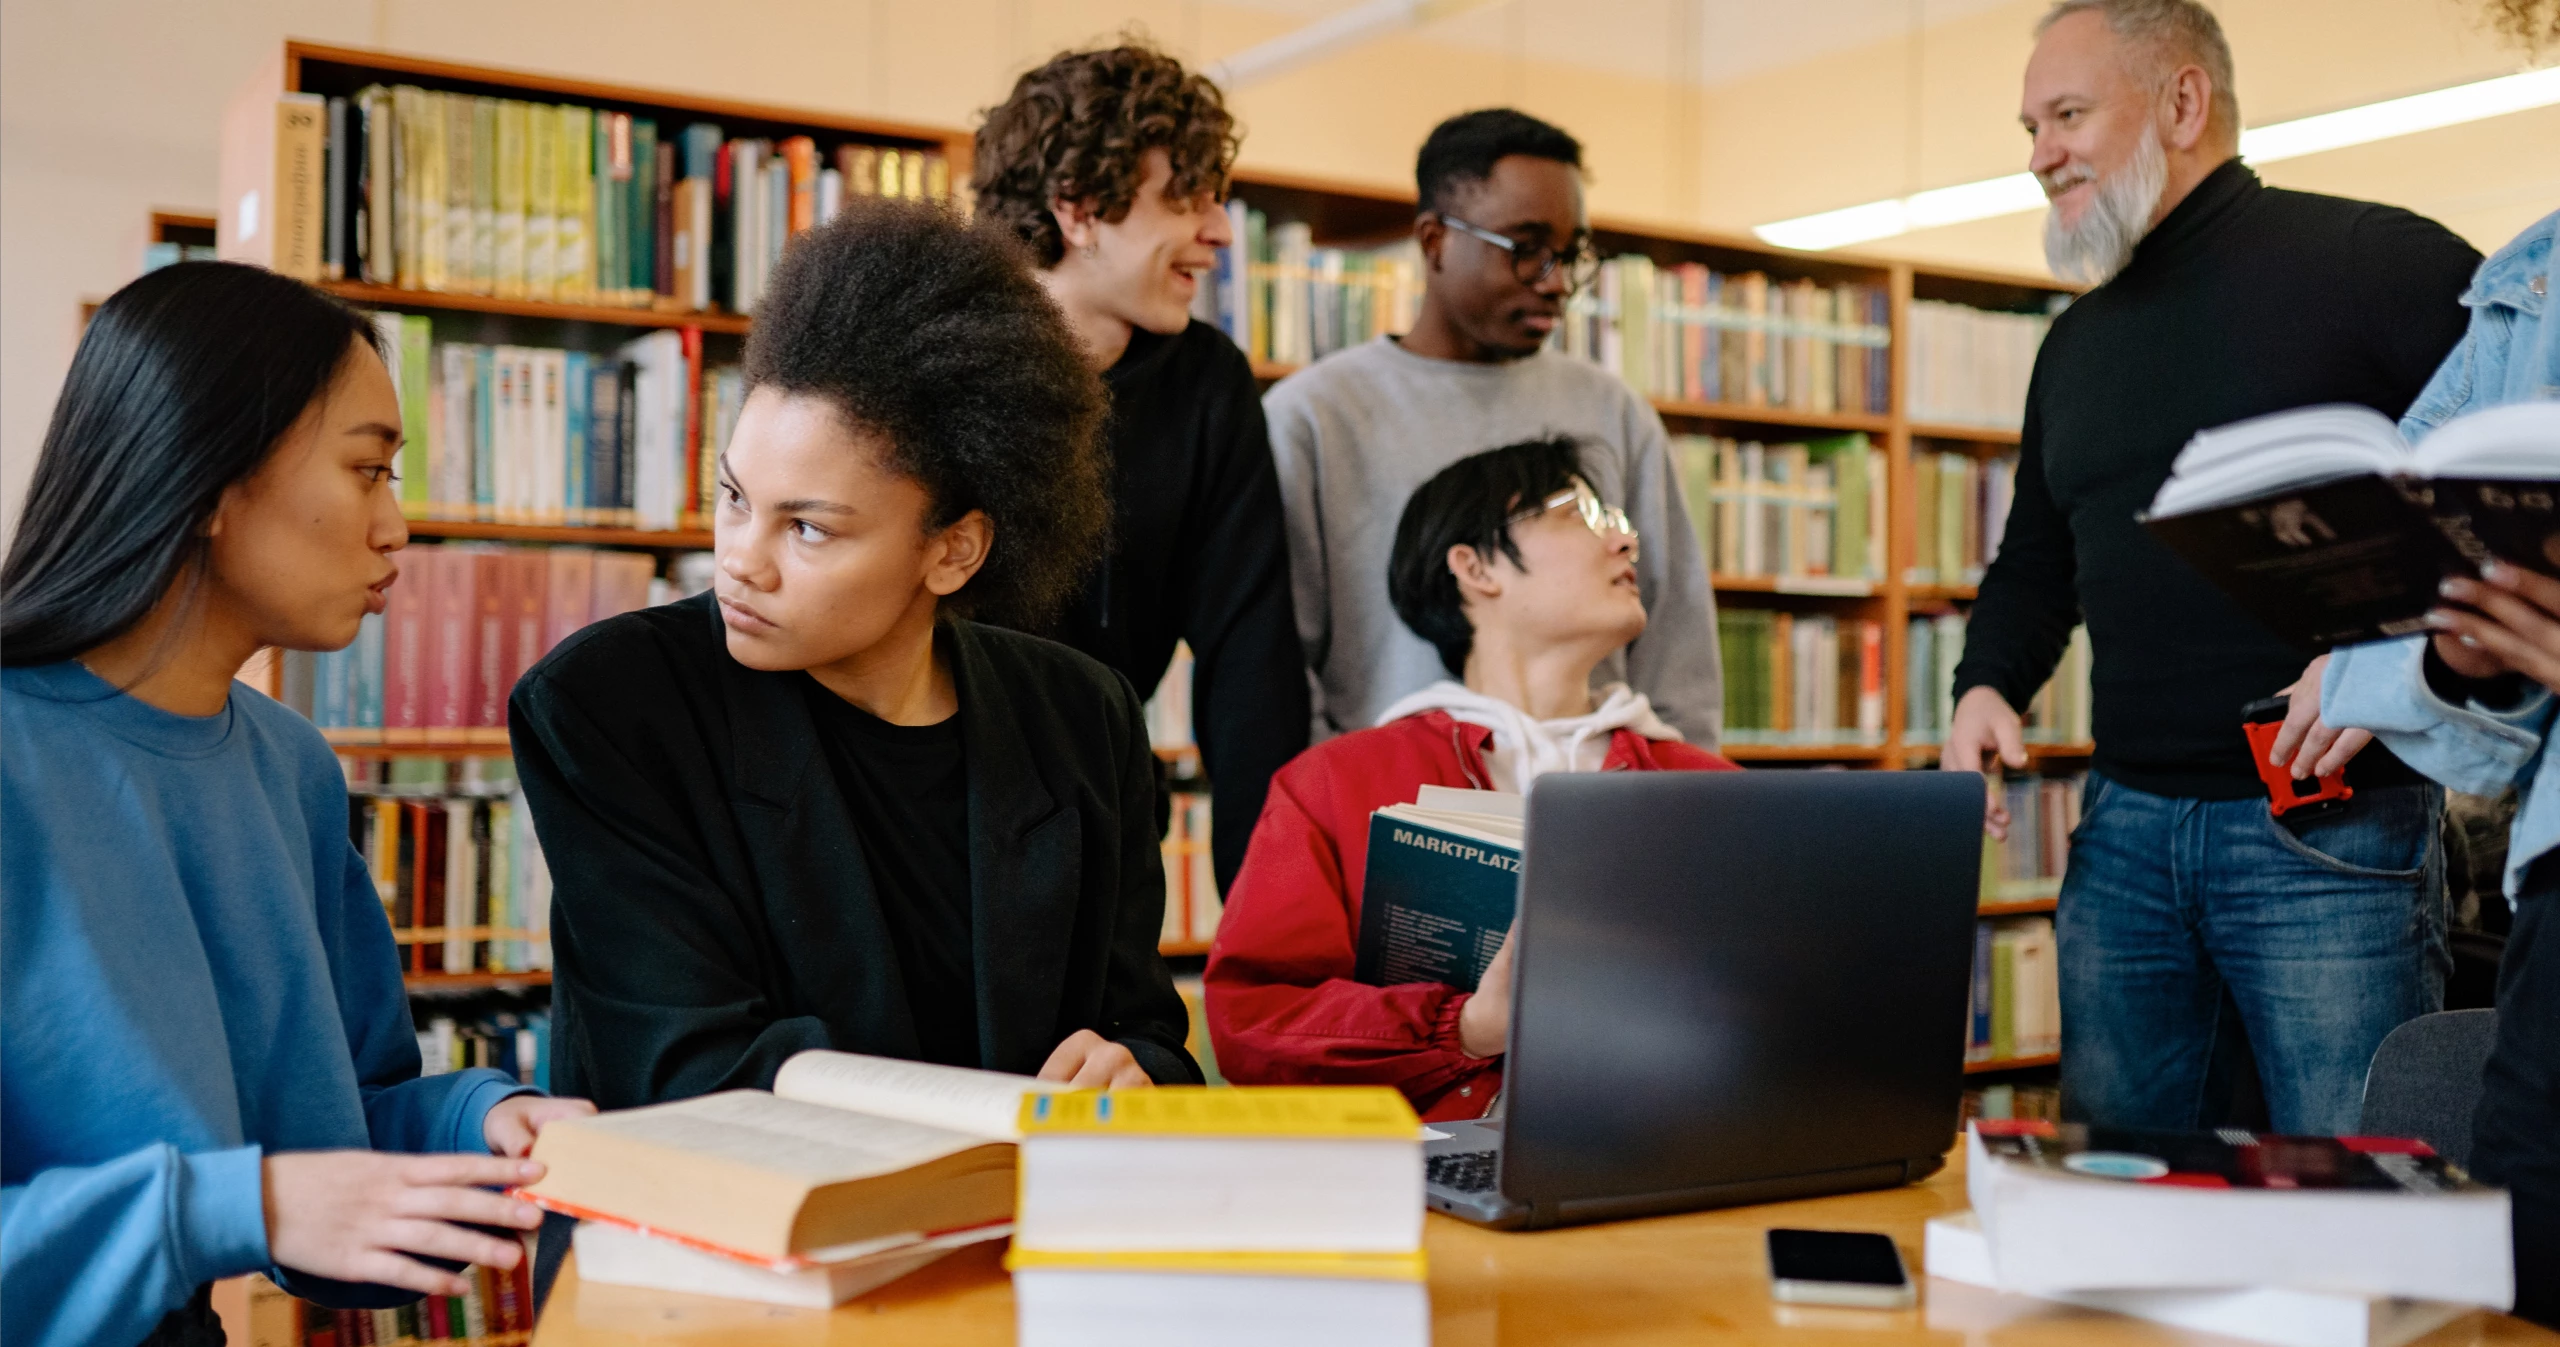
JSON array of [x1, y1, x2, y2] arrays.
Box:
[[1266, 108, 1723, 750], [0, 263, 591, 1347], [970, 42, 1308, 896], [1937, 0, 2479, 1136]]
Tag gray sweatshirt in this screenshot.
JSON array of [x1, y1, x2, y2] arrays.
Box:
[[1265, 336, 1723, 747]]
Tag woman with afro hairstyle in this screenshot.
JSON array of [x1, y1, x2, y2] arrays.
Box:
[[972, 40, 1308, 899], [509, 199, 1202, 1119]]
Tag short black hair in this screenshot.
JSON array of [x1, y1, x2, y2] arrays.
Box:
[[1415, 108, 1583, 215], [1388, 436, 1586, 677], [746, 197, 1108, 627]]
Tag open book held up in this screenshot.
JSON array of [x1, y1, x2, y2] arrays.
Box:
[[2140, 402, 2560, 649], [1353, 786, 1523, 991]]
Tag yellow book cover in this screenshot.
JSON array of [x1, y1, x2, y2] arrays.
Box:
[[493, 100, 527, 299], [442, 95, 474, 293], [1006, 1249, 1426, 1282], [415, 89, 449, 292], [525, 102, 556, 299], [1018, 1087, 1417, 1139], [555, 106, 592, 300]]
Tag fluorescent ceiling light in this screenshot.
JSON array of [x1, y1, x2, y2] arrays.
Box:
[[1755, 65, 2560, 251]]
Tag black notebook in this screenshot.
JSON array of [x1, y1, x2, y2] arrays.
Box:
[[2140, 402, 2560, 649]]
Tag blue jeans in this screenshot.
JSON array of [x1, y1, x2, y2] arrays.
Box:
[[2056, 773, 2447, 1134]]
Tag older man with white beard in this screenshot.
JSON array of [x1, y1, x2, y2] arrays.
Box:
[[1939, 0, 2480, 1136]]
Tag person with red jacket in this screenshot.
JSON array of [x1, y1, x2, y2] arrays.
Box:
[[1207, 437, 1735, 1120]]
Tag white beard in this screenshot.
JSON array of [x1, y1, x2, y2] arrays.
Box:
[[2042, 126, 2169, 286]]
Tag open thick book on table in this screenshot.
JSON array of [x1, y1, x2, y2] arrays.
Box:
[[2141, 401, 2560, 648], [516, 1051, 1065, 1271]]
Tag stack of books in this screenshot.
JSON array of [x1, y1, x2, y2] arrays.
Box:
[[519, 1051, 1046, 1306], [1902, 615, 2090, 749], [1984, 773, 2084, 901], [1559, 259, 1890, 414], [1908, 450, 2017, 587], [1929, 1121, 2515, 1347], [256, 89, 953, 309], [1009, 1087, 1428, 1347], [344, 762, 551, 977], [1964, 916, 2060, 1063], [1716, 611, 1888, 747], [1676, 433, 1886, 589], [1905, 300, 2051, 430], [369, 314, 739, 530], [280, 543, 668, 743], [1190, 208, 1423, 367]]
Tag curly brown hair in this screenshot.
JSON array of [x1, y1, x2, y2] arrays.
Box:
[[745, 197, 1108, 627], [971, 41, 1241, 268]]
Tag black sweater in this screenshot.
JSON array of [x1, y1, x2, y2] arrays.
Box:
[[509, 594, 1200, 1110], [1952, 160, 2479, 799], [1042, 321, 1308, 892]]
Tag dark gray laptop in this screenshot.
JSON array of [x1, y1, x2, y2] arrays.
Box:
[[1424, 771, 1986, 1230]]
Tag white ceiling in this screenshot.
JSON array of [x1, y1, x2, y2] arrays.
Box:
[[1216, 0, 2027, 86]]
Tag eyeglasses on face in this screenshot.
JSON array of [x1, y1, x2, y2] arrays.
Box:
[[1436, 213, 1601, 291], [1508, 477, 1639, 561]]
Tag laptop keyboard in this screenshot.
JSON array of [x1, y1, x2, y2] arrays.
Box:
[[1426, 1149, 1500, 1193]]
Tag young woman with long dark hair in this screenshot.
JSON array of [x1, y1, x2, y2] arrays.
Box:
[[1, 262, 590, 1347]]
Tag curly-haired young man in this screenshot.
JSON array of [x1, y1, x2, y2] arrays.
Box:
[[973, 41, 1307, 897], [1264, 109, 1723, 748], [511, 199, 1203, 1120]]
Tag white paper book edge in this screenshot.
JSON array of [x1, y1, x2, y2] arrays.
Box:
[[574, 1219, 1009, 1308]]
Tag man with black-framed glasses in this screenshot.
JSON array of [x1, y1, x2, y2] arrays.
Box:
[[1266, 108, 1722, 746]]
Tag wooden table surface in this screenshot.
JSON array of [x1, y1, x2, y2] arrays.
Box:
[[532, 1152, 2557, 1346]]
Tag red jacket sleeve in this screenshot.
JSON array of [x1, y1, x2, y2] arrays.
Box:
[[1204, 755, 1500, 1120]]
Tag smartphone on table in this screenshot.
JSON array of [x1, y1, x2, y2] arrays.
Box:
[[1765, 1228, 1915, 1309]]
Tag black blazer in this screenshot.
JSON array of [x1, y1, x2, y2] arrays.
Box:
[[508, 592, 1200, 1109]]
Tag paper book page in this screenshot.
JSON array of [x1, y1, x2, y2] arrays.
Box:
[[2413, 401, 2560, 480], [2152, 405, 2406, 517], [565, 1090, 990, 1183], [1413, 785, 1525, 821], [774, 1051, 1063, 1140], [1377, 804, 1523, 848]]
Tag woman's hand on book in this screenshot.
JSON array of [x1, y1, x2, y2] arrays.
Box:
[[1038, 1030, 1153, 1088], [1458, 925, 1517, 1059], [483, 1094, 597, 1158], [2431, 563, 2560, 693], [2269, 654, 2372, 780], [262, 1151, 543, 1298]]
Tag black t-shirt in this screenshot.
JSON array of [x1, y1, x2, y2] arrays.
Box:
[[800, 676, 979, 1068]]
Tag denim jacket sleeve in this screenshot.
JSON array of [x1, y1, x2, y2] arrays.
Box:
[[2398, 208, 2558, 439], [2326, 636, 2558, 899]]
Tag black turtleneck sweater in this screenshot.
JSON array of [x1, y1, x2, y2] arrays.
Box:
[[1044, 320, 1308, 891], [1952, 159, 2479, 799]]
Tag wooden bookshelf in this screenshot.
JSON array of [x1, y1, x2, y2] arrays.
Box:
[[320, 279, 751, 334], [1909, 422, 2024, 446], [1965, 1052, 2061, 1075], [401, 519, 714, 549], [1978, 896, 2060, 917], [404, 970, 551, 991], [1721, 743, 1890, 762]]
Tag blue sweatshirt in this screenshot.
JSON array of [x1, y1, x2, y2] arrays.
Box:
[[2, 661, 529, 1347]]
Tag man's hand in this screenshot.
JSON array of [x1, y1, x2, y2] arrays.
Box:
[[1941, 686, 2029, 840], [1458, 925, 1517, 1059], [2267, 653, 2372, 780], [264, 1151, 543, 1298], [483, 1095, 596, 1158], [1038, 1029, 1153, 1088], [2433, 563, 2560, 693]]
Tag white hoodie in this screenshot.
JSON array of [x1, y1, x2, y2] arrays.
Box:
[[1374, 680, 1683, 795]]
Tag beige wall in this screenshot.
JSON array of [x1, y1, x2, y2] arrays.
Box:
[[3, 0, 2548, 531]]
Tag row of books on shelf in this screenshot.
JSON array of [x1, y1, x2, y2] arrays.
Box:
[[1190, 208, 1423, 367], [1969, 915, 2060, 1063], [245, 1263, 535, 1347], [417, 1008, 553, 1092], [1986, 772, 2085, 902], [1910, 450, 2017, 586], [275, 85, 952, 311], [1560, 259, 1890, 414], [371, 314, 735, 530], [350, 774, 554, 976], [1159, 793, 1223, 948], [283, 544, 697, 737], [1959, 1080, 2061, 1124], [1716, 612, 1886, 746], [1674, 433, 1886, 586], [1903, 616, 2092, 748], [1905, 299, 2053, 430]]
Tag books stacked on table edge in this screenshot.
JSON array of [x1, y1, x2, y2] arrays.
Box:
[[1921, 1119, 2512, 1347], [1009, 1086, 1429, 1347]]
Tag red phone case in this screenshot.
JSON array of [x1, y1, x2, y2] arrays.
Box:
[[2241, 714, 2356, 818]]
